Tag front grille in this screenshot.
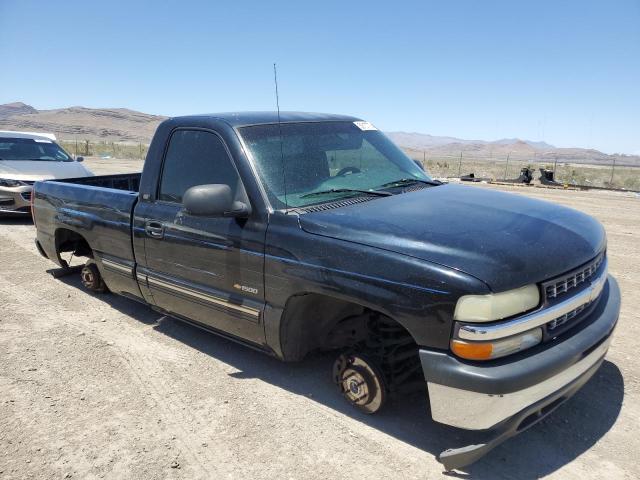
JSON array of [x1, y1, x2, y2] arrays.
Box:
[[547, 303, 589, 332], [544, 252, 605, 300]]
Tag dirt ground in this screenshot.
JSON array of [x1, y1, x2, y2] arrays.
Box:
[[1, 159, 638, 480]]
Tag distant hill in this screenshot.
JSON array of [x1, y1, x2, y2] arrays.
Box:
[[1, 102, 638, 166], [0, 102, 166, 143], [0, 101, 38, 118], [387, 132, 639, 167], [385, 131, 555, 150]]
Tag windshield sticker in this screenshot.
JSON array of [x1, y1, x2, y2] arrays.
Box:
[[34, 139, 52, 143], [354, 121, 377, 131]]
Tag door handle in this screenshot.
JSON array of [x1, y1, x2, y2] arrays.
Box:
[[145, 221, 164, 239]]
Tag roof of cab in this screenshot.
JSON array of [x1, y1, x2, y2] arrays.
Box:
[[171, 111, 363, 127], [0, 130, 57, 141]]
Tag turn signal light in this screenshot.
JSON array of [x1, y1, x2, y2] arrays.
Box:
[[450, 339, 493, 360], [451, 327, 543, 361]]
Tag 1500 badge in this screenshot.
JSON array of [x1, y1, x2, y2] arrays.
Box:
[[233, 284, 258, 295]]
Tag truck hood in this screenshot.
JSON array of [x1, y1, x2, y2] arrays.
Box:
[[0, 160, 93, 181], [298, 184, 606, 292]]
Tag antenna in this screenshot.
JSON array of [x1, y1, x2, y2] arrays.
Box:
[[273, 63, 289, 210]]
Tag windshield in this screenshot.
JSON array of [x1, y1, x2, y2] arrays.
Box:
[[0, 137, 72, 162], [239, 121, 431, 208]]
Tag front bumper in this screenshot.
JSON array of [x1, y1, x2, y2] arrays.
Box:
[[420, 275, 620, 469], [0, 185, 32, 214]]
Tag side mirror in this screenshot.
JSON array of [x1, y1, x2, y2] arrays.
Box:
[[76, 156, 84, 162], [183, 184, 250, 218]]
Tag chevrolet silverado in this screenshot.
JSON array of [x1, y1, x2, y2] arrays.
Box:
[[32, 113, 621, 469]]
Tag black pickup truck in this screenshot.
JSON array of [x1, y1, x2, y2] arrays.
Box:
[[32, 113, 620, 470]]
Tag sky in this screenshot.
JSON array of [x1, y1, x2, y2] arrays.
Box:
[[0, 0, 639, 154]]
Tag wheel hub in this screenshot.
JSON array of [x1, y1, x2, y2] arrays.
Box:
[[81, 270, 95, 284], [342, 367, 370, 404], [333, 354, 386, 414]]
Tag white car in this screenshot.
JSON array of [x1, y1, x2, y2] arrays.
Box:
[[0, 131, 93, 215]]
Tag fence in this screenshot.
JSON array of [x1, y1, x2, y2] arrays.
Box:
[[406, 151, 640, 191], [59, 140, 148, 161]]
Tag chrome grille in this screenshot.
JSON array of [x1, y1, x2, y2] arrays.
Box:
[[546, 303, 588, 331], [545, 252, 604, 300]]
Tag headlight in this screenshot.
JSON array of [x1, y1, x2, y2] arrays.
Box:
[[454, 284, 540, 322], [451, 327, 542, 360], [0, 178, 28, 188]]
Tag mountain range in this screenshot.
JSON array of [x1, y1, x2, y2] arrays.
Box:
[[1, 102, 638, 166]]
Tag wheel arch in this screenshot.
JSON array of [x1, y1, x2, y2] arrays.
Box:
[[277, 291, 417, 361], [54, 227, 93, 266]]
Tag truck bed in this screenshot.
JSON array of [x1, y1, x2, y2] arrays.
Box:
[[49, 172, 141, 192], [33, 173, 141, 272]]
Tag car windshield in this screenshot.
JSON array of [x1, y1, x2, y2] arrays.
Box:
[[238, 121, 432, 208], [0, 137, 72, 162]]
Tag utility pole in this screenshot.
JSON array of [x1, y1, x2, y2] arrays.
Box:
[[457, 151, 463, 176]]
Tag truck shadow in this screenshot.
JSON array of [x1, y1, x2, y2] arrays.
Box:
[[57, 276, 624, 478], [0, 216, 33, 225], [158, 315, 624, 479]]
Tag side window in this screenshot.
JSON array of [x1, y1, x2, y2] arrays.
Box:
[[159, 130, 241, 203]]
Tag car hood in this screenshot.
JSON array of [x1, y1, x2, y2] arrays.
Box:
[[298, 184, 606, 292], [0, 160, 93, 181]]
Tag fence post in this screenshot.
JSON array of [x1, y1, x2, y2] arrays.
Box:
[[609, 157, 616, 186], [503, 152, 511, 180]]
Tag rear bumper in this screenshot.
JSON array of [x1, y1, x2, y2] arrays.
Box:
[[420, 275, 620, 431], [0, 185, 32, 214]]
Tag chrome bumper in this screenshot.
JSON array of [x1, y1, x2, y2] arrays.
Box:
[[428, 333, 611, 429], [420, 275, 620, 431]]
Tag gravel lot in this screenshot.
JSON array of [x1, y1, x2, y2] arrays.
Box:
[[1, 159, 638, 479]]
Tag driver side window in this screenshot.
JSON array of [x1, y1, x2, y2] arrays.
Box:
[[159, 129, 241, 203]]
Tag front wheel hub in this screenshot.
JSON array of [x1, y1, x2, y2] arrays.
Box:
[[333, 354, 386, 414]]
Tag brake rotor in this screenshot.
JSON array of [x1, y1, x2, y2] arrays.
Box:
[[333, 353, 386, 414], [81, 267, 96, 287]]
